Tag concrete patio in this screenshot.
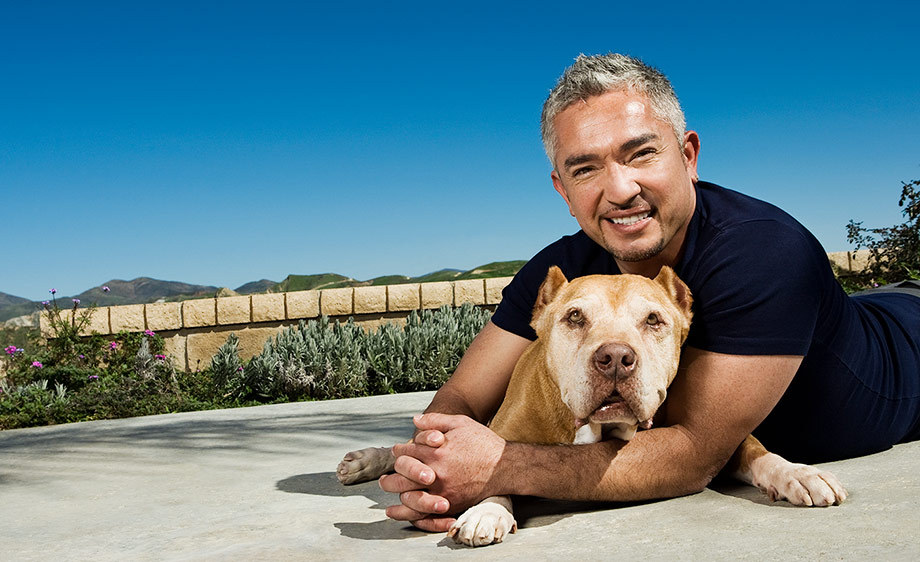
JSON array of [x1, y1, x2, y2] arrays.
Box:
[[1, 391, 917, 560]]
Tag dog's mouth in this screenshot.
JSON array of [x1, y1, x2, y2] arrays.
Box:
[[588, 391, 635, 423]]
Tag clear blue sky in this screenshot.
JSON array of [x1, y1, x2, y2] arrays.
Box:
[[3, 0, 919, 301]]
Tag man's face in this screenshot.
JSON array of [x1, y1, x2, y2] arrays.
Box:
[[550, 89, 699, 272]]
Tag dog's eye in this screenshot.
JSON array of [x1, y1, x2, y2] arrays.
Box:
[[566, 309, 585, 325], [646, 313, 662, 326]]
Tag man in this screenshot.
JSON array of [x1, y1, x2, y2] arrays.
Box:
[[380, 54, 920, 531]]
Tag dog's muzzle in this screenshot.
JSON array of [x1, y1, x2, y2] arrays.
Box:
[[592, 342, 636, 380]]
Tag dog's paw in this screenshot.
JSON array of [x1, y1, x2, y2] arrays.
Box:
[[751, 453, 847, 506], [447, 501, 517, 547], [336, 446, 395, 485]]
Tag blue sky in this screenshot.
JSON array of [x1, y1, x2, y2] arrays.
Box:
[[2, 1, 919, 301]]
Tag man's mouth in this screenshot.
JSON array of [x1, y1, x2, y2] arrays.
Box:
[[605, 210, 651, 226]]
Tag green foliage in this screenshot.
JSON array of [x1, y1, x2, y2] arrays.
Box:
[[0, 296, 223, 429], [220, 303, 491, 403], [367, 304, 492, 393], [845, 178, 920, 290], [2, 294, 492, 429]]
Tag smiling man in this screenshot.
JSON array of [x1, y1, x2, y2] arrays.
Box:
[[379, 53, 920, 531]]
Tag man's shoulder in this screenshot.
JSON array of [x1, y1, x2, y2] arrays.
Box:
[[695, 181, 806, 237]]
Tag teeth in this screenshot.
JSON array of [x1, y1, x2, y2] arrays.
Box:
[[607, 211, 650, 225]]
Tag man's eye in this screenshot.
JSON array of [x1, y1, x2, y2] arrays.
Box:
[[633, 148, 656, 160], [572, 166, 595, 177]]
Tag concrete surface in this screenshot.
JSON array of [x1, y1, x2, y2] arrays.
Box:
[[1, 391, 918, 561]]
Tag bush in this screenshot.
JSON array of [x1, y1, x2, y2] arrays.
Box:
[[846, 178, 920, 290], [221, 303, 492, 403]]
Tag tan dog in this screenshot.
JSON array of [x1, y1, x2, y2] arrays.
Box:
[[338, 266, 846, 546]]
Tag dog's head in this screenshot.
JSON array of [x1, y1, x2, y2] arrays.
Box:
[[530, 266, 693, 437]]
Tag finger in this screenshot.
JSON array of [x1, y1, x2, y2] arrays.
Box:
[[379, 473, 418, 493], [393, 454, 437, 485], [414, 412, 471, 432], [413, 429, 445, 447], [399, 490, 450, 515], [411, 516, 458, 533], [384, 496, 449, 522], [385, 503, 430, 522]]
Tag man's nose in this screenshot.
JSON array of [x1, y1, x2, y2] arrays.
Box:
[[602, 166, 641, 207]]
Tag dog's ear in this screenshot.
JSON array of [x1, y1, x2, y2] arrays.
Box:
[[532, 266, 568, 327], [654, 266, 693, 324]]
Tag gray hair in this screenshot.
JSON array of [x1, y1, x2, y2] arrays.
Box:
[[540, 53, 686, 167]]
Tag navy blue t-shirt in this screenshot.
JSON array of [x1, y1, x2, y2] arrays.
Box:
[[492, 181, 920, 463]]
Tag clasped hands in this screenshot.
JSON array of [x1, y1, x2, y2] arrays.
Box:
[[379, 413, 507, 532]]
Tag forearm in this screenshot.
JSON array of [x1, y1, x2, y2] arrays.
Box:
[[498, 425, 724, 502]]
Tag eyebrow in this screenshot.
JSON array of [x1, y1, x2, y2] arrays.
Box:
[[562, 133, 661, 170]]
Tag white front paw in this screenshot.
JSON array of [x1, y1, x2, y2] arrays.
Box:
[[447, 501, 517, 547], [752, 453, 848, 506]]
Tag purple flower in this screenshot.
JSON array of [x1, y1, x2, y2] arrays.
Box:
[[72, 298, 80, 305], [32, 361, 43, 369], [49, 288, 56, 295], [4, 345, 15, 355], [41, 300, 50, 307], [155, 354, 166, 361], [109, 341, 119, 350], [102, 286, 110, 292], [88, 375, 99, 381], [237, 366, 244, 372], [144, 329, 156, 337], [79, 354, 85, 360]]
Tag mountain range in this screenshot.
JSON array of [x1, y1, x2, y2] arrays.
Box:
[[0, 261, 525, 324]]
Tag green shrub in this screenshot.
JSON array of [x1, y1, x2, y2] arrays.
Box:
[[367, 304, 492, 393], [230, 303, 491, 403], [845, 178, 920, 290]]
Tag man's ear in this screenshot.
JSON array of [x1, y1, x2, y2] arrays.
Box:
[[532, 266, 568, 328], [551, 170, 576, 217], [683, 131, 701, 182], [654, 266, 693, 324]]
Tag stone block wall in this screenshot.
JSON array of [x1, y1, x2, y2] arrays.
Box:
[[43, 277, 513, 372], [36, 249, 869, 373]]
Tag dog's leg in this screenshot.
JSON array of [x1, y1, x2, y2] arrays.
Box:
[[447, 495, 516, 547], [727, 434, 847, 506], [336, 446, 396, 485]]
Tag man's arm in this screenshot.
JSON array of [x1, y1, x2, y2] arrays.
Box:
[[380, 321, 531, 531], [384, 348, 802, 518]]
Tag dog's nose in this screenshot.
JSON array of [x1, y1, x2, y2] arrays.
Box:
[[593, 343, 636, 379]]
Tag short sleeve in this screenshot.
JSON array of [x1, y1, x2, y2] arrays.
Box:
[[683, 221, 825, 355]]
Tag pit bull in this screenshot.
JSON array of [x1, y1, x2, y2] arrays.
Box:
[[337, 266, 847, 546]]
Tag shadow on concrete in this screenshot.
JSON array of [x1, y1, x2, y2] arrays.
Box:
[[0, 407, 419, 456], [276, 469, 646, 543], [707, 478, 799, 507]]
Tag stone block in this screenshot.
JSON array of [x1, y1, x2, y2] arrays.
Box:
[[217, 295, 251, 325], [321, 287, 354, 316], [161, 335, 187, 371], [453, 279, 486, 306], [420, 282, 453, 309], [39, 309, 73, 338], [354, 286, 387, 314], [252, 293, 286, 323], [110, 304, 146, 332], [485, 277, 513, 305], [183, 298, 216, 328], [79, 307, 111, 336], [286, 290, 320, 320], [188, 327, 282, 370], [146, 302, 181, 332], [388, 283, 420, 312]]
